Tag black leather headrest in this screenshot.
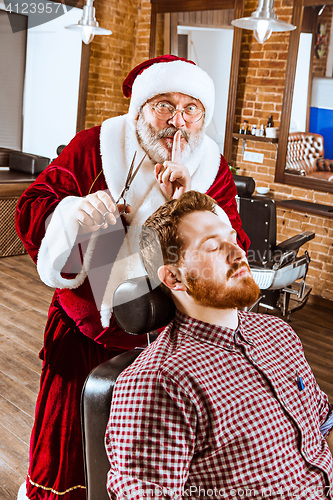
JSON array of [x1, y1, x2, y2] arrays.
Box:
[[9, 151, 50, 174], [113, 276, 175, 335], [232, 174, 256, 197]]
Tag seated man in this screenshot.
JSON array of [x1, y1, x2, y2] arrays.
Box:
[[105, 191, 333, 500]]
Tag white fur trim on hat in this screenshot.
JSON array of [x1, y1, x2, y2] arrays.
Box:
[[127, 60, 215, 126]]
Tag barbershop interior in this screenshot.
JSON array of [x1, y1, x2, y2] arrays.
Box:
[[0, 0, 333, 498]]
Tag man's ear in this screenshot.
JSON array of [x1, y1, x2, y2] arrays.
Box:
[[157, 265, 186, 292]]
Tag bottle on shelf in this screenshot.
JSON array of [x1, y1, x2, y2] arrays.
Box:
[[267, 115, 274, 128], [251, 125, 256, 136], [259, 124, 265, 136], [240, 120, 248, 134]]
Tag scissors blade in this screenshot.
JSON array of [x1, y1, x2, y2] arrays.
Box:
[[128, 152, 147, 185], [115, 152, 147, 205], [125, 151, 137, 186]]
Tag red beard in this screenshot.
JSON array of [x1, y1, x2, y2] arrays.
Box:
[[185, 262, 260, 310]]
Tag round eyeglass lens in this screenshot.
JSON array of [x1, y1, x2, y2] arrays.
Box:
[[154, 102, 203, 123]]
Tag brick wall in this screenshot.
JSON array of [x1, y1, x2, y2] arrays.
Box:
[[85, 0, 332, 301], [85, 0, 151, 128]]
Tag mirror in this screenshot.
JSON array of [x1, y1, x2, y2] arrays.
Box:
[[0, 0, 87, 161], [275, 0, 333, 194], [149, 0, 244, 165]]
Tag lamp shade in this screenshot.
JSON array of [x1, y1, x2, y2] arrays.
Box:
[[66, 0, 111, 44], [231, 0, 296, 43]]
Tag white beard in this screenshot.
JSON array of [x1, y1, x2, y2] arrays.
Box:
[[136, 113, 205, 165]]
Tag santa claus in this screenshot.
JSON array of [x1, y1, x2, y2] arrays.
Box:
[[16, 55, 249, 500]]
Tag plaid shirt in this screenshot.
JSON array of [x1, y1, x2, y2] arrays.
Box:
[[106, 311, 333, 499]]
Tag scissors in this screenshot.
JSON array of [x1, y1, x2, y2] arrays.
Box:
[[96, 152, 147, 227], [115, 151, 147, 215]]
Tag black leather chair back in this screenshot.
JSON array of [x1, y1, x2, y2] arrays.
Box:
[[233, 174, 276, 265], [238, 196, 277, 265], [81, 349, 143, 500]]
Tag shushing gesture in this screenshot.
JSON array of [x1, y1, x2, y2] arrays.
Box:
[[154, 130, 191, 200]]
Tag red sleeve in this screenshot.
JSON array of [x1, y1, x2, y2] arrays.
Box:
[[206, 155, 250, 253], [14, 127, 146, 349], [15, 126, 104, 262]]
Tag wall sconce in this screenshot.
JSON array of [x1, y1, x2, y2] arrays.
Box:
[[66, 0, 111, 45], [231, 0, 296, 44]]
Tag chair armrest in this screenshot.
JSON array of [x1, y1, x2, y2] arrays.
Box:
[[316, 158, 333, 172], [275, 231, 315, 253]]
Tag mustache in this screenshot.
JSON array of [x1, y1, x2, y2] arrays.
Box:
[[226, 261, 251, 280], [156, 127, 190, 142]]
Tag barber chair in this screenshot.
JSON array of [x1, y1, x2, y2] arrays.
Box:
[[233, 175, 315, 320], [81, 277, 175, 500]]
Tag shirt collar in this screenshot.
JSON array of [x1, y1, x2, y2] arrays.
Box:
[[174, 310, 253, 351]]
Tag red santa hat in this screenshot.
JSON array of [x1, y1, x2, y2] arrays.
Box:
[[123, 55, 215, 126]]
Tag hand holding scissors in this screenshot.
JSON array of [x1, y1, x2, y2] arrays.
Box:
[[154, 130, 191, 200], [77, 152, 146, 234], [77, 191, 128, 234]]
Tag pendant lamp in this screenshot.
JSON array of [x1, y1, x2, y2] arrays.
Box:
[[66, 0, 111, 45], [231, 0, 296, 44]]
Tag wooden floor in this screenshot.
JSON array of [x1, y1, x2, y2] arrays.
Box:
[[0, 255, 53, 500], [0, 254, 332, 500]]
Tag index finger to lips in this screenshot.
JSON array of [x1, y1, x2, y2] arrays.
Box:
[[171, 130, 182, 163]]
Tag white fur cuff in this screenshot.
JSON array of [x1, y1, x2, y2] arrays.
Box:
[[37, 196, 98, 289]]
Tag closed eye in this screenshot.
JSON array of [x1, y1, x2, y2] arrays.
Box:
[[202, 240, 219, 252]]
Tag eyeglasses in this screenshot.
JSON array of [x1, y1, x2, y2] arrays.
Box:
[[149, 101, 204, 123]]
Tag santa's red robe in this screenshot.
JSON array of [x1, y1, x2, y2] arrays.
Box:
[[16, 116, 250, 499]]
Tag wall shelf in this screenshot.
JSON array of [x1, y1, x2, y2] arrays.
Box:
[[275, 199, 333, 218], [232, 133, 279, 144], [232, 133, 279, 156]]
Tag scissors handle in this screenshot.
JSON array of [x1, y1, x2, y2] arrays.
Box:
[[117, 196, 127, 215]]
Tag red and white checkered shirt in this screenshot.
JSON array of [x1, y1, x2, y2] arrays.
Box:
[[106, 311, 333, 500]]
